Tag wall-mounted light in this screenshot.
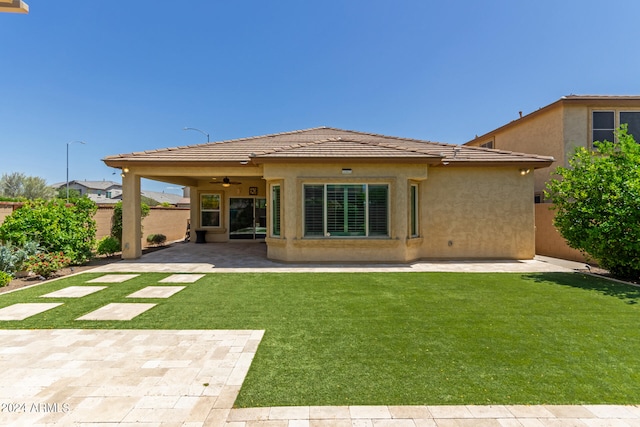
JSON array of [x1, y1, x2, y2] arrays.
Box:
[[519, 168, 531, 175], [123, 167, 129, 173], [342, 168, 352, 175]]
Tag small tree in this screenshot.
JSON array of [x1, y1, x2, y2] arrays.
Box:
[[545, 125, 640, 278], [111, 201, 150, 243]]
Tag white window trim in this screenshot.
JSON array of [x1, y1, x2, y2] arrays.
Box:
[[200, 193, 222, 228]]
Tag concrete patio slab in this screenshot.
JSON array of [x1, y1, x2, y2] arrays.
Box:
[[86, 274, 139, 283], [159, 273, 205, 283], [41, 285, 107, 298], [0, 302, 63, 320], [76, 303, 156, 320], [126, 285, 185, 299]]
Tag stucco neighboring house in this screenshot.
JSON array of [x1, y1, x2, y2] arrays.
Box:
[[103, 127, 553, 262], [52, 180, 122, 199], [465, 95, 640, 202], [464, 95, 640, 261]]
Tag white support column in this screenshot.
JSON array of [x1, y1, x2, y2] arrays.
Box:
[[121, 172, 142, 259]]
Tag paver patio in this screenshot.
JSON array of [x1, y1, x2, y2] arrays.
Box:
[[41, 285, 107, 298], [86, 274, 139, 283], [126, 285, 186, 299], [0, 302, 63, 320], [75, 302, 157, 321]]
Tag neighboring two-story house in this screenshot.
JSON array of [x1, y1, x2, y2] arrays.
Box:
[[465, 95, 640, 261]]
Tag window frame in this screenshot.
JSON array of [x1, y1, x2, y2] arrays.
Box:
[[591, 110, 640, 146], [302, 183, 389, 238], [410, 183, 419, 237], [200, 193, 221, 228], [271, 184, 281, 237]]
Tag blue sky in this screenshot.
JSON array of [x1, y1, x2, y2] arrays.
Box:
[[2, 1, 639, 194]]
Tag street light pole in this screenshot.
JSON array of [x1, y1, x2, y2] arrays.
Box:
[[66, 140, 86, 202], [183, 127, 210, 143]]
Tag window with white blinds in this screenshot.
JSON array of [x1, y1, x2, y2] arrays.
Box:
[[303, 184, 388, 237], [271, 185, 281, 237]]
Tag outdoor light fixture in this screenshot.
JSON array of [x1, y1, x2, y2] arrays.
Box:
[[342, 168, 352, 175], [519, 168, 531, 175], [222, 177, 232, 187]]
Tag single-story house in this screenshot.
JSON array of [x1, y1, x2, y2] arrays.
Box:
[[102, 127, 553, 262]]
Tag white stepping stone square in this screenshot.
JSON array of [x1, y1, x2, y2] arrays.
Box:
[[0, 303, 63, 320], [126, 286, 185, 299], [41, 286, 107, 298], [159, 274, 205, 283], [76, 303, 156, 321], [87, 274, 140, 283]]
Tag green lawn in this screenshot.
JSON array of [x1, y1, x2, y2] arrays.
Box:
[[1, 272, 639, 406]]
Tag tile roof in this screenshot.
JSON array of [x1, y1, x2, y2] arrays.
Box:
[[103, 127, 554, 167]]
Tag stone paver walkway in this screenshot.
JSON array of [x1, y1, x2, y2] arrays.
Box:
[[76, 302, 157, 321], [0, 329, 263, 426], [0, 302, 63, 320], [126, 285, 186, 299], [41, 285, 107, 298], [1, 243, 630, 426]]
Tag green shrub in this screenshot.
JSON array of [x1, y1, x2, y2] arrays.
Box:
[[0, 198, 96, 265], [111, 201, 150, 243], [0, 241, 40, 274], [96, 236, 121, 257], [24, 252, 71, 278], [0, 271, 11, 287], [146, 233, 167, 246]]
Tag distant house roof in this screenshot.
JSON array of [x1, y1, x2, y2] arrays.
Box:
[[466, 95, 640, 145], [52, 180, 121, 191], [103, 127, 554, 168]]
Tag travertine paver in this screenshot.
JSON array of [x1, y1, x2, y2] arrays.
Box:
[[126, 285, 185, 299], [41, 286, 107, 298], [0, 329, 263, 426], [86, 274, 139, 283], [0, 302, 63, 320], [159, 273, 205, 283], [76, 303, 156, 320]]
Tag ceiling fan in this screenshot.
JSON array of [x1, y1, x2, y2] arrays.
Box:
[[209, 176, 242, 187]]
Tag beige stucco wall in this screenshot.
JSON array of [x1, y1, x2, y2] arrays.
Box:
[[471, 106, 564, 196], [258, 163, 536, 262], [421, 167, 536, 259], [535, 203, 587, 263], [0, 204, 15, 225]]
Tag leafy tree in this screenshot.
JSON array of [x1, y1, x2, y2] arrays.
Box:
[[56, 187, 82, 201], [0, 172, 54, 200], [545, 125, 640, 278], [111, 201, 150, 243], [0, 198, 97, 264], [23, 176, 55, 200], [0, 172, 26, 198]]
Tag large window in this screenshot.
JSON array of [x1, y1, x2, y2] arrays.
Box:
[[271, 185, 281, 237], [200, 194, 221, 227], [592, 111, 640, 143], [304, 184, 389, 237]]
